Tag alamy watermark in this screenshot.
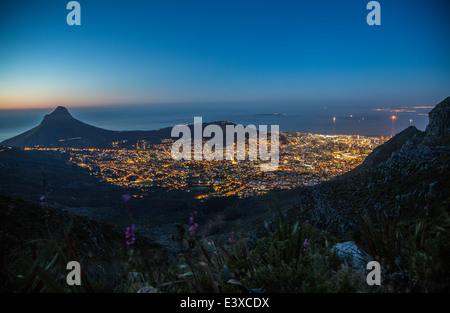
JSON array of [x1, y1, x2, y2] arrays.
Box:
[[366, 261, 381, 286], [66, 1, 81, 25], [66, 2, 381, 26], [66, 261, 81, 286], [366, 1, 381, 26], [170, 117, 279, 171]]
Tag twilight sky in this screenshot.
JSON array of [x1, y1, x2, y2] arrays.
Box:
[[0, 0, 449, 109]]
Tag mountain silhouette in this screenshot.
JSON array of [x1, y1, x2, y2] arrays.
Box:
[[1, 106, 119, 148], [1, 106, 239, 149]]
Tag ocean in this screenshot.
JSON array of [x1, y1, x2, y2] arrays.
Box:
[[0, 101, 431, 142]]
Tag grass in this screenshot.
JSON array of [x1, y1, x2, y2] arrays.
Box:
[[2, 195, 449, 293], [118, 213, 368, 293], [356, 206, 450, 292]]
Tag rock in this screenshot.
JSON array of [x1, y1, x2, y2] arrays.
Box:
[[424, 97, 450, 145], [332, 241, 372, 270]]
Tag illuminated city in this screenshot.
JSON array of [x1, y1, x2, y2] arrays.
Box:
[[26, 132, 387, 200]]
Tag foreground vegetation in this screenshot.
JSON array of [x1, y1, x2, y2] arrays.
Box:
[[1, 195, 448, 293]]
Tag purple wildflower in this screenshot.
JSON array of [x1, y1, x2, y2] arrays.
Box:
[[188, 212, 199, 235], [303, 238, 309, 248], [125, 224, 135, 246], [39, 197, 50, 218], [188, 223, 198, 234], [122, 194, 131, 202], [228, 237, 234, 244]]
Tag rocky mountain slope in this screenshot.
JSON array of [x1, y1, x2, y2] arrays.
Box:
[[290, 97, 450, 235]]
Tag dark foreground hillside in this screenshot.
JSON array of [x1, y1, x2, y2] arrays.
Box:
[[0, 195, 164, 292]]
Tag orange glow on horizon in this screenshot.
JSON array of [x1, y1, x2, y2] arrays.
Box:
[[0, 95, 148, 110]]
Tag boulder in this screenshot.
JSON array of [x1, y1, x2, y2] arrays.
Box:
[[332, 241, 372, 270]]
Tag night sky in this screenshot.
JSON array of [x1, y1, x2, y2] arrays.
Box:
[[1, 0, 449, 108]]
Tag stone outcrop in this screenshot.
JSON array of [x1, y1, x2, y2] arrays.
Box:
[[422, 96, 450, 146], [332, 241, 372, 270]]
